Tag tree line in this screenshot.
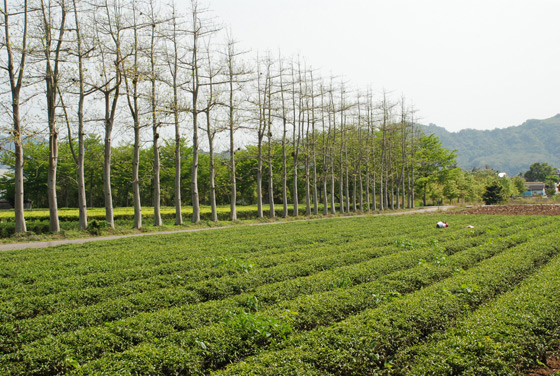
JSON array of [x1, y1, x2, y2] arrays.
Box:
[[2, 0, 461, 234]]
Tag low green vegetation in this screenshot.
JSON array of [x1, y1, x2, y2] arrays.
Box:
[[0, 214, 558, 375]]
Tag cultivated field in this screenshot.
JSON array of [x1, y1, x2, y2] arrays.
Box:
[[0, 214, 559, 375]]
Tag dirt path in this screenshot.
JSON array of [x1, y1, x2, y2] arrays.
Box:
[[0, 206, 454, 252]]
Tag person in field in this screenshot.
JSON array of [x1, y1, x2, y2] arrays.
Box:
[[436, 221, 448, 228]]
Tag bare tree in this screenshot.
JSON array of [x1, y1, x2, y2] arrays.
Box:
[[265, 61, 275, 219], [309, 70, 319, 215], [278, 54, 289, 217], [185, 0, 216, 223], [202, 39, 223, 222], [356, 92, 364, 212], [62, 0, 95, 230], [327, 80, 337, 214], [222, 34, 249, 221], [399, 96, 407, 209], [39, 0, 68, 232], [2, 0, 29, 233], [319, 83, 329, 215], [290, 59, 303, 216], [162, 1, 189, 225], [253, 53, 271, 218], [120, 0, 145, 229], [364, 89, 375, 211], [93, 0, 124, 229], [145, 0, 164, 226]]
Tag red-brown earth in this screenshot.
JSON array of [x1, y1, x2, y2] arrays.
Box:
[[456, 204, 560, 216]]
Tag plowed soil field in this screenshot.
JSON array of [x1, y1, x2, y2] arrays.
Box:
[[459, 204, 560, 216]]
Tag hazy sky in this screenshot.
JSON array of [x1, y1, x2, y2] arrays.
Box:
[[208, 0, 560, 132]]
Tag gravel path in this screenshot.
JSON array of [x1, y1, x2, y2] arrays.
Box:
[[0, 206, 454, 252]]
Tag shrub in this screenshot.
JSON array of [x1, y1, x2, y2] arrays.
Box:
[[482, 181, 508, 205]]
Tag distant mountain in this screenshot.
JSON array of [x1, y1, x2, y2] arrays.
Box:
[[421, 114, 560, 176]]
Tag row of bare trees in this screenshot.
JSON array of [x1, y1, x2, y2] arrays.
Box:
[[1, 0, 425, 234]]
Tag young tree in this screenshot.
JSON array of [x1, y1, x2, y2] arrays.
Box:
[[416, 134, 457, 206]]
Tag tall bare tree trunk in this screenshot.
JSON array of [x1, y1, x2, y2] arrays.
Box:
[[279, 59, 289, 218], [103, 103, 114, 228], [173, 77, 182, 225], [132, 119, 142, 228], [224, 37, 247, 221], [291, 63, 301, 216], [4, 0, 28, 233], [206, 112, 218, 222], [41, 0, 67, 233], [310, 72, 318, 215], [149, 4, 162, 227], [64, 0, 87, 230], [189, 0, 202, 223], [121, 1, 141, 229], [229, 93, 237, 220], [304, 111, 311, 216], [165, 3, 183, 225]]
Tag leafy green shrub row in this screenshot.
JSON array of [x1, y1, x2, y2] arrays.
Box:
[[212, 231, 560, 375], [1, 215, 405, 298], [5, 219, 546, 375], [69, 225, 539, 375], [401, 253, 560, 375], [0, 216, 450, 323], [2, 214, 485, 321], [0, 213, 426, 285], [0, 219, 476, 356]]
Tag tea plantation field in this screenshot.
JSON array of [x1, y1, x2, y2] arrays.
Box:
[[1, 214, 559, 375]]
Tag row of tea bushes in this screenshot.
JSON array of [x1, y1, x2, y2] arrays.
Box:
[[214, 231, 560, 375], [0, 216, 498, 359], [401, 253, 560, 375]]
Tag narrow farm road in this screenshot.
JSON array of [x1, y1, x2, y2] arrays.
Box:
[[0, 206, 454, 252]]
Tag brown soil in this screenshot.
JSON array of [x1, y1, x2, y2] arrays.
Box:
[[456, 204, 560, 216], [526, 354, 560, 376]]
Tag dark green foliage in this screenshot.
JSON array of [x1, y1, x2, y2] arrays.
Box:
[[482, 181, 508, 205], [87, 220, 103, 236], [524, 162, 555, 182]]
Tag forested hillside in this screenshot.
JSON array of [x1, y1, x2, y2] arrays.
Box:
[[423, 114, 560, 175]]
